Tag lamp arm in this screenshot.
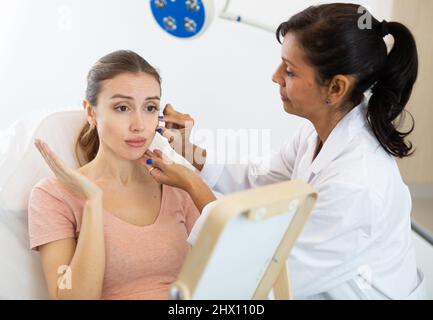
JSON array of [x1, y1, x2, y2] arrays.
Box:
[[218, 0, 275, 33]]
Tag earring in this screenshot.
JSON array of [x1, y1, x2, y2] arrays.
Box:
[[325, 98, 331, 106]]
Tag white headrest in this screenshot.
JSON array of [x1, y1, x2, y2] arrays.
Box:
[[0, 110, 195, 214]]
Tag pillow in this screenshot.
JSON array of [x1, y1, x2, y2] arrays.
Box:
[[0, 109, 197, 299], [0, 209, 49, 299], [0, 111, 85, 214]]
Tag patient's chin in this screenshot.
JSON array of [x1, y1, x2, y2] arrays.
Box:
[[123, 150, 147, 161], [120, 151, 145, 161], [123, 145, 152, 161]]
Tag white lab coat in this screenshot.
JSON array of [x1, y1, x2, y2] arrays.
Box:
[[188, 100, 426, 300]]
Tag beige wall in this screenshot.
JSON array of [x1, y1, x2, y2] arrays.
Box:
[[392, 0, 433, 185]]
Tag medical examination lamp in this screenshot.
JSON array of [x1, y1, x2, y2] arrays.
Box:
[[149, 0, 274, 39], [150, 0, 215, 39]]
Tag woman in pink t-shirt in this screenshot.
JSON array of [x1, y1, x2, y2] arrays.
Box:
[[28, 50, 216, 300]]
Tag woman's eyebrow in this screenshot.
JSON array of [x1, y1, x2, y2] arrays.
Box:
[[110, 95, 160, 101], [282, 57, 297, 68], [145, 96, 160, 101], [110, 94, 133, 100]]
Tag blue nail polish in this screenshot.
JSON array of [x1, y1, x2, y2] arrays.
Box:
[[146, 159, 153, 165], [156, 128, 163, 133]]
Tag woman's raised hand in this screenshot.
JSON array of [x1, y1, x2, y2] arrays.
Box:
[[34, 139, 102, 201]]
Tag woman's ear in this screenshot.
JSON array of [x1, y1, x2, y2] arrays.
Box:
[[83, 99, 97, 126], [326, 75, 355, 106], [82, 99, 89, 110]]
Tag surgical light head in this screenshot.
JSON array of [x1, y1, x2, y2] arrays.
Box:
[[150, 0, 214, 39]]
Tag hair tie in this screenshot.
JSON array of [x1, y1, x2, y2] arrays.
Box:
[[380, 20, 389, 37], [379, 20, 394, 55]]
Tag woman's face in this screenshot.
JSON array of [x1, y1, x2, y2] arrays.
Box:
[[88, 72, 161, 160], [272, 32, 328, 120]]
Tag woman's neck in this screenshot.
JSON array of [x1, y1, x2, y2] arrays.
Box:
[[311, 110, 346, 144], [311, 101, 355, 144], [80, 146, 151, 187]]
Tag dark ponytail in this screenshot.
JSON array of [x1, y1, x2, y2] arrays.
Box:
[[368, 22, 418, 157], [276, 4, 419, 158]]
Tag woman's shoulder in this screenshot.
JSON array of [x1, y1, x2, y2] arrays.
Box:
[[28, 177, 83, 225], [163, 185, 191, 201], [162, 185, 201, 226], [30, 177, 76, 204], [163, 185, 197, 210], [32, 176, 59, 194]]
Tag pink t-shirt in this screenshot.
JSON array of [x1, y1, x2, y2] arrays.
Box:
[[27, 177, 200, 300]]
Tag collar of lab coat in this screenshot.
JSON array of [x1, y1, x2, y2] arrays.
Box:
[[309, 99, 369, 175]]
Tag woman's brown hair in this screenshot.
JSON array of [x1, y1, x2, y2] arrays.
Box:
[[75, 50, 161, 166]]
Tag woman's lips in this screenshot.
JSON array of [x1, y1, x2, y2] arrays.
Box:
[[125, 139, 146, 148], [281, 95, 289, 102]]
